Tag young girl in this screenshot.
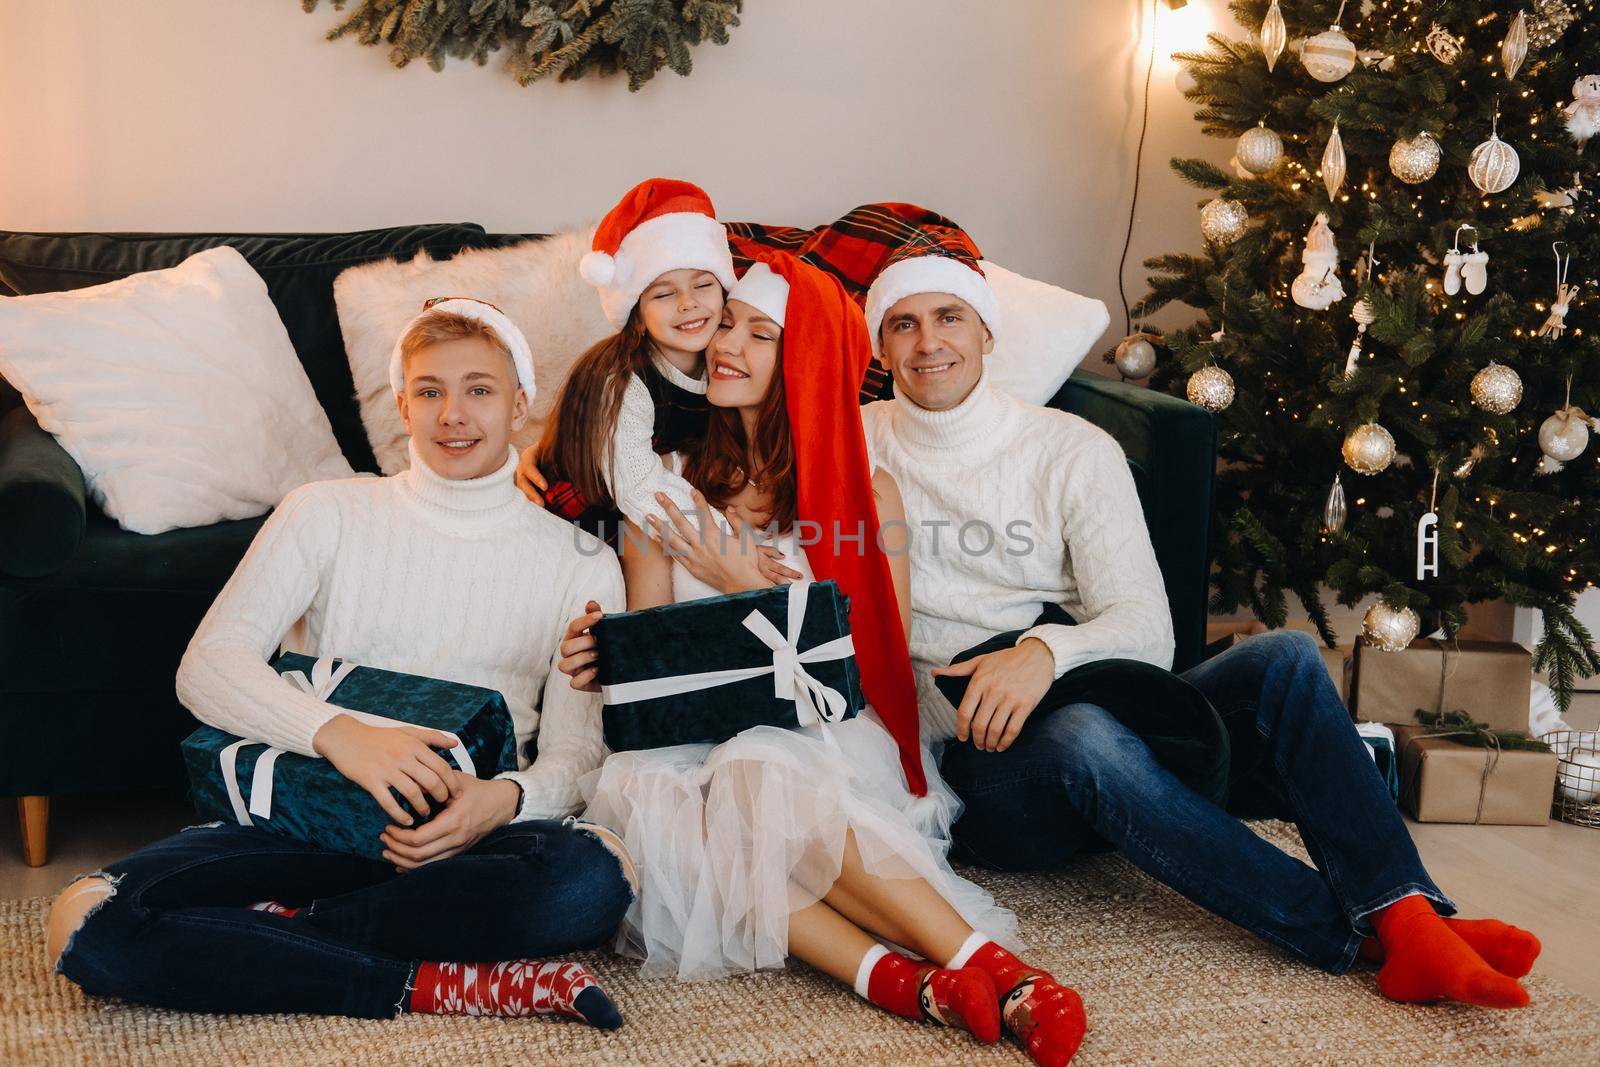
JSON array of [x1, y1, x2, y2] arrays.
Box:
[[559, 252, 1087, 1067]]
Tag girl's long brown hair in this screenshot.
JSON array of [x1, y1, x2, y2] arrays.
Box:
[[536, 313, 651, 509], [683, 346, 797, 533]]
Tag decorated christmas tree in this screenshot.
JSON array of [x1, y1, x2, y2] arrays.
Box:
[[1134, 1, 1600, 707]]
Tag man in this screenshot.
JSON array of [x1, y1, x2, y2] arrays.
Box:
[[47, 300, 633, 1027], [858, 237, 1538, 1011]]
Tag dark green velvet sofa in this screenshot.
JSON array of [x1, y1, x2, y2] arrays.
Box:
[[0, 226, 1215, 865]]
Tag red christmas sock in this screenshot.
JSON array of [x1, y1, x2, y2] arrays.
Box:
[[248, 900, 301, 918], [408, 960, 621, 1029], [957, 941, 1085, 1067], [856, 946, 1000, 1043], [1372, 895, 1529, 1008], [1359, 917, 1542, 978]]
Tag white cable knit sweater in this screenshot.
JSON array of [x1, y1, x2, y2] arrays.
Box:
[[608, 351, 707, 531], [175, 442, 625, 822], [861, 371, 1174, 742]]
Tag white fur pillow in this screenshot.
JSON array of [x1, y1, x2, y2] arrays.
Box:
[[0, 246, 354, 535], [335, 230, 611, 475], [980, 260, 1109, 406]]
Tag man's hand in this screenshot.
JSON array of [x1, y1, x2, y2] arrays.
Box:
[[647, 489, 801, 594], [312, 714, 458, 826], [381, 773, 520, 871], [558, 600, 605, 694], [930, 638, 1056, 753], [515, 446, 548, 506]]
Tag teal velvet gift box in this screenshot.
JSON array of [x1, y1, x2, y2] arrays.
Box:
[[182, 653, 518, 859], [593, 580, 863, 752]]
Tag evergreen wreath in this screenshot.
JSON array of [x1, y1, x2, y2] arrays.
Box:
[[301, 0, 743, 91]]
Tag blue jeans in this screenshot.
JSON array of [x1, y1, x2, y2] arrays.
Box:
[[938, 630, 1453, 973], [56, 819, 633, 1017]]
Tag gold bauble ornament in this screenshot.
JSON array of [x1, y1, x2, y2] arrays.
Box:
[[1342, 423, 1396, 474], [1114, 334, 1158, 379], [1187, 366, 1236, 412], [1363, 600, 1421, 653], [1237, 123, 1284, 175], [1539, 408, 1591, 463], [1389, 132, 1441, 184], [1469, 363, 1522, 415], [1199, 198, 1249, 245], [1303, 24, 1357, 82]]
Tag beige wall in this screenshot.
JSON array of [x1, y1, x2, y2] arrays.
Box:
[[0, 0, 1234, 356]]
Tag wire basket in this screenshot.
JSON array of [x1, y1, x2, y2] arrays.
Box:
[[1541, 730, 1600, 828]]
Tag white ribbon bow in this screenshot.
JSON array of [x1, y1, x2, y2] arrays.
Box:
[[600, 581, 856, 729], [218, 656, 475, 827]]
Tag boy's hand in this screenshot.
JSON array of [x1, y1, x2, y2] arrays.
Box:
[[515, 447, 548, 506], [381, 773, 520, 870], [930, 638, 1056, 753], [558, 600, 605, 693], [312, 714, 457, 826]]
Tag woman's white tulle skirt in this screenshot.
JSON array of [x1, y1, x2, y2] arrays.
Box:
[[579, 712, 1017, 982]]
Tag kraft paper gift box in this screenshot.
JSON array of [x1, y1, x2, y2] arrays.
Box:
[[1353, 638, 1533, 733], [1393, 724, 1557, 825], [592, 579, 863, 752], [183, 653, 518, 859]]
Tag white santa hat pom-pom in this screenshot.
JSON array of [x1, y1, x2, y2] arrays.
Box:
[[579, 250, 617, 288]]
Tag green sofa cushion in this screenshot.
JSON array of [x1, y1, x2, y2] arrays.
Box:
[[0, 224, 494, 473]]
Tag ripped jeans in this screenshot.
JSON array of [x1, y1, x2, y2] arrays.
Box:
[[55, 818, 634, 1017]]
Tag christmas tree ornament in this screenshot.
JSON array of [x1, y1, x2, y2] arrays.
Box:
[[1187, 365, 1236, 412], [1259, 0, 1287, 72], [1390, 131, 1441, 184], [1470, 362, 1523, 414], [1442, 225, 1481, 297], [1536, 242, 1576, 339], [1345, 296, 1376, 377], [1291, 213, 1346, 310], [1502, 10, 1528, 82], [1363, 600, 1421, 653], [1343, 422, 1396, 474], [1528, 1, 1579, 50], [1426, 23, 1462, 64], [1321, 121, 1346, 199], [1237, 122, 1284, 175], [1322, 473, 1348, 534], [1303, 3, 1357, 84], [1416, 470, 1441, 581], [1199, 198, 1249, 245], [1468, 117, 1520, 195], [1113, 332, 1159, 379], [1537, 408, 1593, 473], [1453, 444, 1485, 479], [1565, 75, 1600, 149]]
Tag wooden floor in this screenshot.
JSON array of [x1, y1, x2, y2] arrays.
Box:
[[3, 791, 1597, 1004]]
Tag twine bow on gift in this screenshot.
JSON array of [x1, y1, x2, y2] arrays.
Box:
[[1402, 722, 1503, 825], [218, 656, 474, 827], [599, 581, 856, 730]]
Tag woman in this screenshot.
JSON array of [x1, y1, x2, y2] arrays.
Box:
[[559, 252, 1086, 1067]]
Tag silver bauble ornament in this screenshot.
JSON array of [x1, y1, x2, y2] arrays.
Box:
[[1343, 423, 1396, 474], [1528, 1, 1579, 50], [1323, 473, 1348, 534], [1426, 23, 1461, 64], [1363, 600, 1421, 653], [1503, 10, 1529, 81], [1187, 366, 1236, 412], [1260, 1, 1288, 72], [1321, 122, 1347, 199], [1237, 123, 1284, 175], [1200, 198, 1249, 245], [1539, 408, 1591, 463], [1469, 363, 1523, 414], [1303, 24, 1357, 82], [1389, 132, 1441, 184], [1468, 131, 1520, 194], [1114, 334, 1158, 379]]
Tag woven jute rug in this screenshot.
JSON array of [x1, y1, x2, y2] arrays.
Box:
[[3, 822, 1596, 1066]]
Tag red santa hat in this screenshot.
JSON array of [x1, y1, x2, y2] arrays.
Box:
[[863, 235, 1000, 357], [741, 250, 928, 797], [579, 178, 738, 329], [389, 296, 536, 402]]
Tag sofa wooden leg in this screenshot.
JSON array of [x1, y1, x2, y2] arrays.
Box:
[[17, 796, 49, 867]]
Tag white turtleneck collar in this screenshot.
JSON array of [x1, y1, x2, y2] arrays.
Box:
[[399, 440, 526, 529], [891, 369, 1010, 454], [651, 348, 708, 395]]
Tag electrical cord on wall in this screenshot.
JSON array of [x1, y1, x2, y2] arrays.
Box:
[[1117, 0, 1159, 338]]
